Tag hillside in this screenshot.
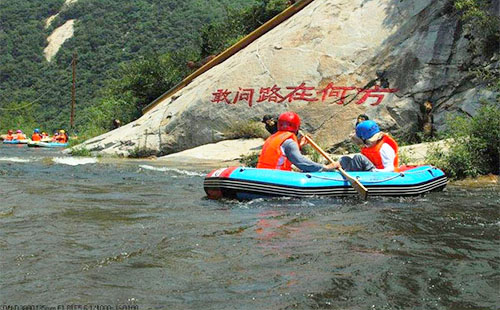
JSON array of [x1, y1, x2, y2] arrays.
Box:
[[76, 0, 499, 157], [0, 0, 256, 131]]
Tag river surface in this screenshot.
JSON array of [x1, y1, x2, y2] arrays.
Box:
[[1, 144, 498, 310]]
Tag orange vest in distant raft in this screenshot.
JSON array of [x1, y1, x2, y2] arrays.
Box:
[[16, 134, 25, 140], [257, 131, 299, 171], [32, 133, 42, 141], [361, 134, 399, 171], [5, 134, 14, 141], [56, 135, 67, 143]]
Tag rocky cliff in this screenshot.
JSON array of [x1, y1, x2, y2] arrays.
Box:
[[77, 0, 499, 157]]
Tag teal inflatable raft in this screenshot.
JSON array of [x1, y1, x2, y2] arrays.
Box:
[[204, 165, 447, 200], [27, 141, 68, 148], [3, 139, 28, 144]]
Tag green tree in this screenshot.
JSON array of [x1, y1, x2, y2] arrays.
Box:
[[110, 48, 199, 109], [426, 102, 500, 179]]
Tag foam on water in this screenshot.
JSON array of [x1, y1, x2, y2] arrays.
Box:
[[139, 164, 204, 177], [0, 156, 31, 163], [52, 157, 98, 166]]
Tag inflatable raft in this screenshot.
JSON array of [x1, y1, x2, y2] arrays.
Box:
[[27, 141, 68, 148], [3, 139, 28, 144], [204, 165, 447, 200]]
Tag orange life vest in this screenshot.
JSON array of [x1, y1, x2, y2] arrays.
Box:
[[32, 133, 42, 141], [56, 135, 67, 143], [5, 134, 14, 141], [257, 131, 299, 171], [361, 134, 399, 172], [16, 134, 26, 140]]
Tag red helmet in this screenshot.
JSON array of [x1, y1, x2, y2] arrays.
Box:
[[278, 111, 300, 133], [7, 130, 13, 134]]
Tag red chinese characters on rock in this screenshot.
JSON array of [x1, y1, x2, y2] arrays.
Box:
[[211, 83, 398, 107], [257, 85, 284, 103], [211, 89, 232, 104], [319, 83, 356, 105], [281, 83, 318, 103], [355, 85, 397, 106], [232, 88, 255, 106]]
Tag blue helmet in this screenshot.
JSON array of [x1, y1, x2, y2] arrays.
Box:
[[34, 128, 40, 133], [356, 120, 380, 140]]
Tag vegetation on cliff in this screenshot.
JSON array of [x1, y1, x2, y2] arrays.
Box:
[[0, 0, 261, 132], [426, 102, 499, 179]]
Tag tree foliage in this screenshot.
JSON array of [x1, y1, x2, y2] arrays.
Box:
[[453, 0, 500, 89], [426, 102, 500, 179], [0, 0, 255, 134]]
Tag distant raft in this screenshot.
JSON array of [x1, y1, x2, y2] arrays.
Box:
[[204, 165, 447, 200], [3, 139, 29, 144], [27, 141, 68, 148]]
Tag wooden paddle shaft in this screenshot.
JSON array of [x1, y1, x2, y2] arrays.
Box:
[[302, 134, 335, 164], [300, 131, 368, 199]]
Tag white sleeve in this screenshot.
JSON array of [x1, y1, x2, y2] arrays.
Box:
[[374, 143, 396, 172]]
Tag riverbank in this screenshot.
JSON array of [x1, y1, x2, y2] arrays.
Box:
[[156, 138, 449, 166], [63, 137, 500, 185]]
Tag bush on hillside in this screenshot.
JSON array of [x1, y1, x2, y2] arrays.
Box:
[[71, 98, 138, 145], [200, 0, 290, 58], [224, 121, 269, 139], [111, 49, 199, 109], [128, 146, 158, 158], [426, 101, 500, 179], [0, 102, 41, 134], [240, 152, 260, 167]]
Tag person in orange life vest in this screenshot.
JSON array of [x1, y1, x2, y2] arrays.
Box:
[[15, 130, 26, 140], [51, 131, 59, 142], [56, 130, 68, 143], [332, 120, 399, 172], [5, 130, 15, 141], [31, 128, 42, 141], [257, 111, 338, 172]]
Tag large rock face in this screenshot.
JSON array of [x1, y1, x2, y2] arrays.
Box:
[[78, 0, 499, 156]]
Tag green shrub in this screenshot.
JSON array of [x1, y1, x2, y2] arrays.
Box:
[[301, 144, 323, 163], [398, 149, 413, 166], [224, 121, 268, 139], [69, 147, 93, 157], [0, 102, 40, 134], [426, 102, 500, 179], [128, 146, 158, 158], [240, 152, 260, 167]]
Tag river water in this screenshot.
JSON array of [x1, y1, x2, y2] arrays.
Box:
[[1, 144, 498, 310]]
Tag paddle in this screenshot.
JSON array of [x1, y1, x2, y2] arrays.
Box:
[[299, 130, 368, 200]]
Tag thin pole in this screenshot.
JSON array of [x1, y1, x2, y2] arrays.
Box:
[[70, 52, 77, 130]]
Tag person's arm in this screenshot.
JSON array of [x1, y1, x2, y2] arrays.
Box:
[[374, 143, 395, 172], [282, 139, 338, 172]]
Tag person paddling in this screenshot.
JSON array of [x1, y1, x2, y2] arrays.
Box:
[[350, 114, 369, 146], [332, 120, 399, 172], [31, 129, 42, 142], [5, 130, 14, 141], [257, 111, 338, 172], [51, 131, 59, 142], [15, 130, 26, 140], [56, 130, 68, 143]]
